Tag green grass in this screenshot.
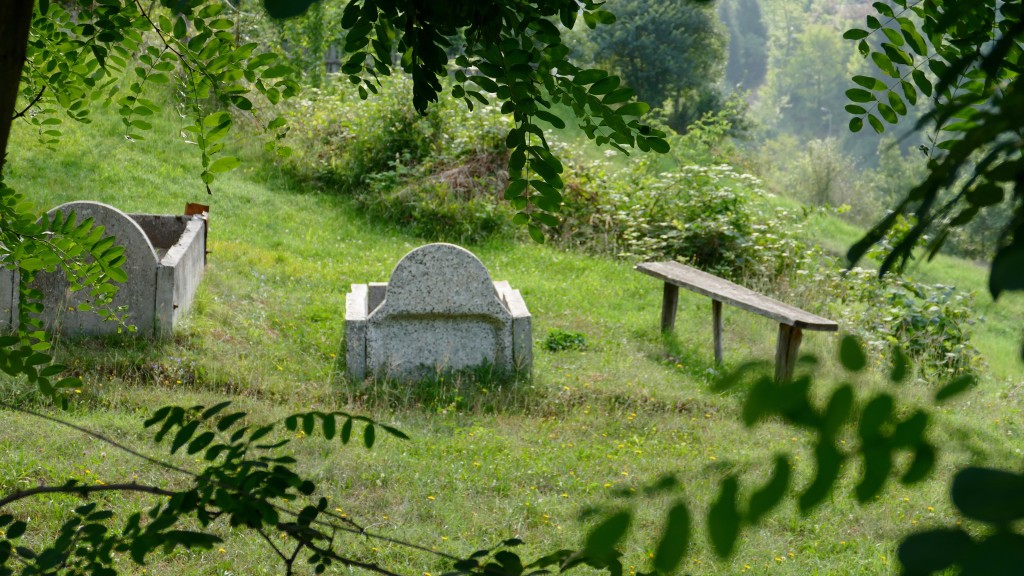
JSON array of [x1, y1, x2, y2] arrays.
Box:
[[1, 102, 1022, 576]]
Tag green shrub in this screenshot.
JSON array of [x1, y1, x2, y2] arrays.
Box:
[[363, 152, 512, 243], [544, 329, 589, 352], [284, 76, 438, 191], [824, 268, 982, 377], [615, 164, 760, 275], [555, 158, 768, 280], [282, 75, 515, 242]]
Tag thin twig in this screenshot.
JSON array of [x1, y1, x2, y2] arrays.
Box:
[[1, 402, 195, 478], [355, 527, 460, 561], [223, 0, 257, 17], [257, 527, 289, 563], [130, 0, 189, 66], [301, 538, 410, 576], [287, 540, 303, 575], [0, 403, 461, 562], [0, 482, 176, 508], [12, 86, 45, 120]]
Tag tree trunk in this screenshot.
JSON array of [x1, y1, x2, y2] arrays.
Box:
[[0, 0, 34, 177]]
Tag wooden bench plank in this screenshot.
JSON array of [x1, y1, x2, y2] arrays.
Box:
[[635, 261, 838, 331]]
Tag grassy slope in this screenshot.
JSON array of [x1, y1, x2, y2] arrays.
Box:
[[0, 104, 1020, 576]]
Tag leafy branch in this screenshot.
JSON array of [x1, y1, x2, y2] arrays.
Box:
[[844, 0, 1024, 313], [267, 0, 669, 242], [10, 86, 44, 121], [0, 400, 439, 575]]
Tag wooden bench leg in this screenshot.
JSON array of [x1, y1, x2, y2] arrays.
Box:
[[775, 324, 803, 381], [712, 299, 723, 365], [660, 282, 679, 332]]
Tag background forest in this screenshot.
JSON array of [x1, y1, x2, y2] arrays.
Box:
[[267, 0, 1010, 261]]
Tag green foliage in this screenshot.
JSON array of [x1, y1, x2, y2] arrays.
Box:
[[262, 0, 342, 88], [543, 329, 588, 352], [760, 24, 856, 140], [0, 402, 408, 573], [781, 262, 983, 378], [867, 280, 979, 376], [20, 0, 298, 190], [272, 0, 669, 238], [844, 0, 1024, 311], [368, 175, 512, 243], [284, 78, 440, 190], [284, 76, 516, 242], [792, 139, 857, 208], [588, 0, 727, 132], [525, 108, 758, 265], [0, 179, 128, 401], [607, 163, 762, 275]]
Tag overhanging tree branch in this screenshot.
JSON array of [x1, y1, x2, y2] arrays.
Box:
[[11, 86, 44, 121], [0, 482, 177, 508]]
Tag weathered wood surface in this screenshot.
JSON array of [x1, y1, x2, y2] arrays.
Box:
[[775, 324, 804, 382], [661, 283, 679, 333], [635, 261, 838, 332], [712, 299, 723, 365]]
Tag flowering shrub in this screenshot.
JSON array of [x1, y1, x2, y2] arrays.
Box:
[[554, 158, 769, 280], [612, 164, 761, 274]]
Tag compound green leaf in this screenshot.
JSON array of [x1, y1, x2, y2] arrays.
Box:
[[839, 335, 867, 371], [652, 502, 691, 573], [708, 476, 740, 558], [846, 88, 875, 103]]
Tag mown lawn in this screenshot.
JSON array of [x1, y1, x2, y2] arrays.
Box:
[[1, 104, 1021, 575]]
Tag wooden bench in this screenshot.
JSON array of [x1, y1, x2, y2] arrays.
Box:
[[635, 261, 838, 381]]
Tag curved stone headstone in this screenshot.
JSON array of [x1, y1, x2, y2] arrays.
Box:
[[36, 201, 159, 336], [364, 243, 515, 379]]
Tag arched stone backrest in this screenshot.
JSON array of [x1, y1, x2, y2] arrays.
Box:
[[374, 243, 510, 318], [48, 201, 159, 264], [37, 201, 160, 335]]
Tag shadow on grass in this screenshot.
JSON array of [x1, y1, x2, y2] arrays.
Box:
[[333, 363, 548, 414], [656, 330, 720, 382]]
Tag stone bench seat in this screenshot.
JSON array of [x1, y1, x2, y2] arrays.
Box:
[[345, 243, 531, 381], [0, 201, 207, 338]]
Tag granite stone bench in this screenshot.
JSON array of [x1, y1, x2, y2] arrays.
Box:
[[635, 261, 838, 381], [345, 243, 531, 381], [0, 201, 207, 338]]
